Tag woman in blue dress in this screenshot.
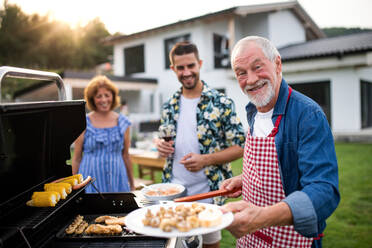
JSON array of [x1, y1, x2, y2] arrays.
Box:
[[72, 75, 134, 193]]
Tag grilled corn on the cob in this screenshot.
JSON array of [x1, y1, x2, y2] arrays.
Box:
[[32, 191, 61, 201], [45, 182, 72, 194], [44, 184, 68, 199], [57, 182, 72, 194], [27, 191, 59, 207], [63, 174, 83, 184], [59, 178, 78, 187]]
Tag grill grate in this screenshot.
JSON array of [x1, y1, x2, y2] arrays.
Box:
[[1, 188, 170, 248], [30, 184, 89, 229], [0, 180, 92, 230], [56, 214, 144, 240]]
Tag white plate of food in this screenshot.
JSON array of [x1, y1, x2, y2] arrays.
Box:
[[124, 202, 233, 238], [141, 183, 186, 201]]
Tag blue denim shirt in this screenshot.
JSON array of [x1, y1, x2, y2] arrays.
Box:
[[246, 79, 340, 248]]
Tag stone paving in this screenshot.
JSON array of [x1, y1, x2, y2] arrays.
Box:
[[333, 127, 372, 143]]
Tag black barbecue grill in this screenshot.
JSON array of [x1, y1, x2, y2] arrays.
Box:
[[0, 66, 172, 248]]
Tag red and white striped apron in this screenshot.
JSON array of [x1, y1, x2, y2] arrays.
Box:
[[237, 88, 313, 248]]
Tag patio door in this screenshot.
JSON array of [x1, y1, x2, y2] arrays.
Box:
[[361, 80, 372, 129], [289, 81, 331, 125]]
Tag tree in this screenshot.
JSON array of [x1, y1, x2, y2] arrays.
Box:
[[0, 1, 113, 99], [0, 1, 33, 67], [73, 18, 112, 69], [322, 27, 372, 37], [0, 1, 112, 70]]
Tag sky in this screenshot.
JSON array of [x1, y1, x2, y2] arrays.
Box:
[[3, 0, 372, 35]]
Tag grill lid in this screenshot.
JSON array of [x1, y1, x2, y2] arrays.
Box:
[[0, 101, 86, 207], [0, 66, 87, 208]]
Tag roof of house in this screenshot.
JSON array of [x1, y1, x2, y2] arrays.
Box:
[[105, 1, 324, 45], [62, 71, 157, 84], [13, 71, 157, 99], [279, 31, 372, 61]]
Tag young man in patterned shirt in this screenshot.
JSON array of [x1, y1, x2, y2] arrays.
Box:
[[156, 41, 245, 248]]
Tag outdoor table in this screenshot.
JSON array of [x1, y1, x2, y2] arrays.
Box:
[[130, 148, 166, 183]]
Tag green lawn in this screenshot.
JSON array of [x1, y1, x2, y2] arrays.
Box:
[[134, 143, 372, 247], [322, 143, 372, 248]]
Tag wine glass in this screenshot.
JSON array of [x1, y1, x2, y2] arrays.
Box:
[[158, 125, 176, 142], [158, 125, 176, 158]]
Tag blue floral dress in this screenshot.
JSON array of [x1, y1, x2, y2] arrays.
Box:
[[78, 114, 131, 193]]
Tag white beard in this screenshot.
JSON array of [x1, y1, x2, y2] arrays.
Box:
[[244, 79, 275, 108]]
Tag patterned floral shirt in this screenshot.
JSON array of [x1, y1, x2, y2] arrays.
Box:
[[160, 82, 245, 205]]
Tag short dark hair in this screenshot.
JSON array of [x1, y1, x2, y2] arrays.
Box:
[[169, 41, 200, 66]]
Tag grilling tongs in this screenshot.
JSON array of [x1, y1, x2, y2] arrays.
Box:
[[173, 187, 240, 202]]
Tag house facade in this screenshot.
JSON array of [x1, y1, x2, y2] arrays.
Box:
[[106, 1, 372, 133], [280, 32, 372, 133]]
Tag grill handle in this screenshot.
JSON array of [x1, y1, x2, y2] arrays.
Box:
[[0, 66, 66, 102]]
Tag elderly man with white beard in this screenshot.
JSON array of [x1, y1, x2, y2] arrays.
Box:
[[220, 36, 340, 248]]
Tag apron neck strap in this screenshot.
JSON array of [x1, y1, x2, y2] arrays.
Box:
[[268, 87, 292, 137]]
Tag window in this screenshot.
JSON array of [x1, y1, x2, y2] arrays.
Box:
[[124, 45, 144, 75], [361, 80, 372, 128], [139, 120, 161, 133], [213, 33, 230, 68], [215, 88, 226, 94], [289, 81, 331, 124], [159, 93, 163, 115], [164, 34, 190, 69], [150, 93, 154, 112]]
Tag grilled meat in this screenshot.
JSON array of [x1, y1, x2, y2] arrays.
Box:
[[85, 224, 122, 235]]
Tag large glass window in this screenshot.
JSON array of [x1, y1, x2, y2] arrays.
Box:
[[215, 88, 226, 94], [124, 44, 144, 75], [289, 81, 331, 124], [150, 93, 154, 113], [213, 33, 230, 68], [361, 80, 372, 128], [164, 34, 190, 69]]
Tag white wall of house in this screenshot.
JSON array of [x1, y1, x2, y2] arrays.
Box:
[[112, 8, 372, 133], [120, 91, 141, 113], [197, 19, 228, 72], [235, 13, 269, 40], [233, 10, 306, 49], [332, 69, 361, 132], [112, 10, 312, 131], [283, 54, 372, 132], [269, 10, 306, 48]]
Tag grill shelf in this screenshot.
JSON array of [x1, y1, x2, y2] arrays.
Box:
[[30, 178, 96, 230], [0, 176, 55, 220], [0, 178, 95, 230]]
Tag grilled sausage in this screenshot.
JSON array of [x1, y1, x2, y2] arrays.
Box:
[[72, 176, 92, 190]]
